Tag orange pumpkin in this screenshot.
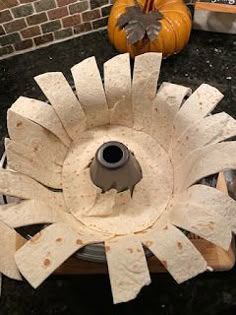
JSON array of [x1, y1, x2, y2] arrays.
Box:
[[108, 0, 192, 58]]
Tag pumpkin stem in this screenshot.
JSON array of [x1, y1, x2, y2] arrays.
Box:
[[143, 0, 155, 14]]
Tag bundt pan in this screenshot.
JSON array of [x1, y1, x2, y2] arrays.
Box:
[[1, 53, 236, 304]]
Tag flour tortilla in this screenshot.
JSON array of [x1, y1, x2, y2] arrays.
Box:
[[35, 72, 86, 140], [15, 222, 109, 288], [178, 184, 236, 234], [173, 84, 224, 137], [0, 200, 64, 228], [104, 53, 133, 127], [0, 221, 24, 280], [5, 138, 62, 189], [7, 110, 67, 167], [151, 82, 192, 151], [105, 235, 150, 304], [175, 142, 236, 192], [64, 168, 116, 219], [11, 96, 71, 147], [63, 125, 173, 235], [63, 126, 111, 173], [154, 82, 192, 122], [71, 57, 109, 128], [170, 189, 232, 250], [0, 169, 65, 212], [138, 223, 208, 283], [60, 212, 113, 239], [132, 52, 162, 133], [171, 112, 236, 167]]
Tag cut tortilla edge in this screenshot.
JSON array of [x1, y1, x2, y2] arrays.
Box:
[[138, 223, 208, 284], [105, 235, 151, 304]]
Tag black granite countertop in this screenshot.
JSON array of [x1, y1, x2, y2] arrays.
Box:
[[0, 30, 236, 314]]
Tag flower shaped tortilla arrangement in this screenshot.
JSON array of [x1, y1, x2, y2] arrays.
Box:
[[1, 53, 236, 304]]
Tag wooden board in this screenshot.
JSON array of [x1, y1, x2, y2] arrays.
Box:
[[54, 238, 235, 275], [55, 172, 236, 275]]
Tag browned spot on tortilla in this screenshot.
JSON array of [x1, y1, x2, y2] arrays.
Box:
[[186, 136, 189, 140], [177, 242, 183, 250], [16, 121, 23, 127], [56, 238, 62, 243], [127, 248, 133, 254], [145, 241, 153, 247], [136, 249, 142, 253], [161, 260, 168, 268], [31, 232, 42, 244], [155, 108, 158, 112], [163, 225, 168, 230], [133, 264, 138, 269], [33, 145, 39, 152], [105, 246, 110, 252], [76, 239, 83, 245], [43, 258, 51, 268]]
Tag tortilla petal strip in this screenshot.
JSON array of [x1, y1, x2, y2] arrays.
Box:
[[0, 200, 64, 228], [104, 53, 133, 127], [35, 72, 86, 140], [0, 221, 24, 280], [15, 222, 108, 288], [138, 224, 207, 283], [170, 191, 232, 250], [0, 169, 64, 211], [151, 82, 191, 151], [7, 110, 67, 167], [71, 57, 109, 128], [171, 112, 236, 166], [5, 138, 62, 189], [105, 235, 151, 304], [155, 83, 192, 121], [132, 52, 162, 133], [174, 84, 224, 137], [10, 96, 70, 147], [178, 184, 236, 234], [175, 142, 236, 192]]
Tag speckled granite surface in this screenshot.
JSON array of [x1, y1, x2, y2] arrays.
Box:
[[0, 30, 236, 314]]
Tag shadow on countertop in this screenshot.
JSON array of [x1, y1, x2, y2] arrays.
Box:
[[0, 29, 236, 315]]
